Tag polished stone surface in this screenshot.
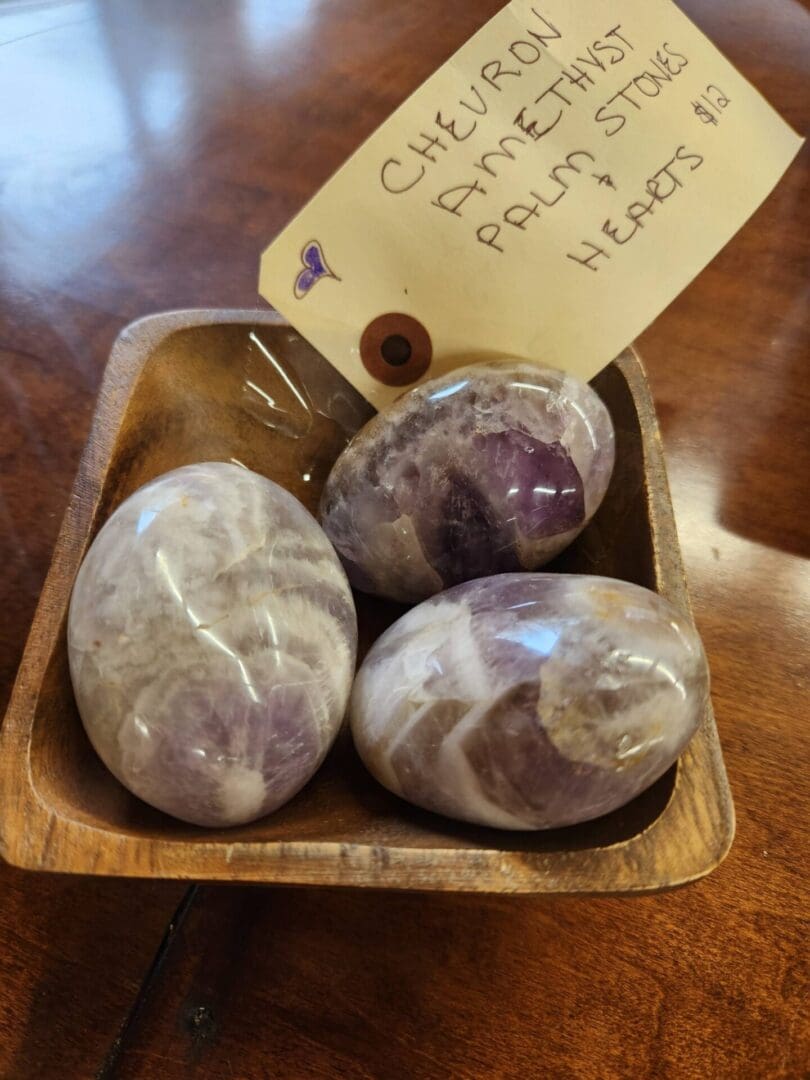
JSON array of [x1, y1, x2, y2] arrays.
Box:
[[320, 362, 615, 603], [68, 462, 356, 827], [351, 573, 708, 829]]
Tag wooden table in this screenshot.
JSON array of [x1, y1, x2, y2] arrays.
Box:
[[0, 1, 807, 1076]]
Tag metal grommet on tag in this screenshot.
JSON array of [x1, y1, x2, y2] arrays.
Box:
[[360, 313, 432, 387]]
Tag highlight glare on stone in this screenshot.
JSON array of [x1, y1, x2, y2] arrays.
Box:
[[319, 361, 615, 603], [350, 573, 708, 830], [68, 462, 357, 827]]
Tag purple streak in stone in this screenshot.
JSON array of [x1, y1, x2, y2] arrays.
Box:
[[350, 573, 709, 830], [68, 462, 357, 828], [319, 361, 615, 604]]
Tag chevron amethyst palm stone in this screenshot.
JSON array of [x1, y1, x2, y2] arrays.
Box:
[[68, 462, 357, 827], [319, 361, 614, 604], [350, 574, 708, 830]]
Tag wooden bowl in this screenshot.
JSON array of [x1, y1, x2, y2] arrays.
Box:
[[0, 311, 734, 892]]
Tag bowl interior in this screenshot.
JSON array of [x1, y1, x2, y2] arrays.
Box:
[[29, 322, 675, 852]]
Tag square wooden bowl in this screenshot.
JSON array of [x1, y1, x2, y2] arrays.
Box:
[[0, 310, 734, 892]]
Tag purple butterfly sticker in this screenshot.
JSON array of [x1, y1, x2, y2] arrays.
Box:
[[294, 240, 340, 299]]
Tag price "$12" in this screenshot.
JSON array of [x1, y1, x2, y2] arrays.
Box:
[[693, 84, 731, 125]]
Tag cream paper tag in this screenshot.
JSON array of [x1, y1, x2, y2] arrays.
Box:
[[259, 0, 802, 409]]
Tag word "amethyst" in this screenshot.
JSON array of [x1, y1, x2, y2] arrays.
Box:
[[351, 574, 708, 830], [320, 362, 614, 603], [68, 462, 357, 827]]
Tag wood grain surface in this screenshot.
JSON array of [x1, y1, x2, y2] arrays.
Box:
[[0, 0, 807, 1077]]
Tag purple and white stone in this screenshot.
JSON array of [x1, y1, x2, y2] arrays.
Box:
[[320, 361, 615, 604], [68, 462, 357, 827], [351, 574, 708, 830]]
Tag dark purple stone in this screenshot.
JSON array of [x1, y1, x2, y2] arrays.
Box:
[[320, 362, 614, 603]]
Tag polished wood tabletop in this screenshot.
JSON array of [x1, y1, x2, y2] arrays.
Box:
[[1, 1, 807, 1077]]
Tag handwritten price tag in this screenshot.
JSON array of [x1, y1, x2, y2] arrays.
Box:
[[259, 0, 802, 409]]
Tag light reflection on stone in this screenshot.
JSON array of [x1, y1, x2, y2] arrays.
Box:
[[351, 573, 708, 830], [320, 362, 615, 604], [68, 462, 356, 827]]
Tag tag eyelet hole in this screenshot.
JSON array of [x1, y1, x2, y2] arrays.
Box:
[[380, 334, 412, 367], [360, 313, 432, 387]]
